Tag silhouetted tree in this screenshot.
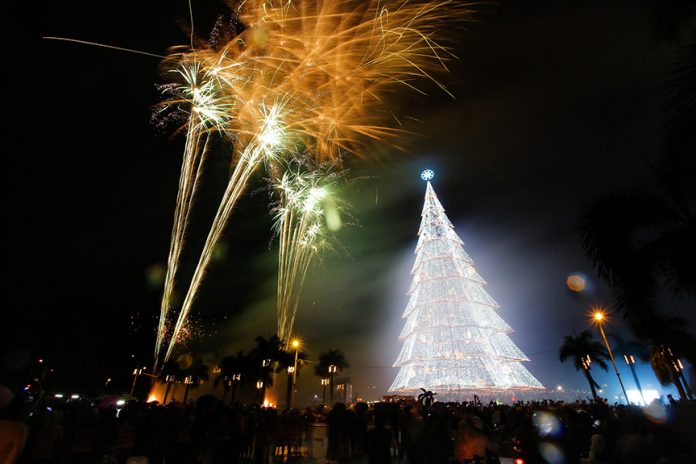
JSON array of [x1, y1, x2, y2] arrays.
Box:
[[158, 359, 184, 403], [250, 335, 284, 401], [215, 350, 248, 404], [315, 348, 349, 404], [578, 12, 695, 338], [559, 331, 610, 398], [182, 357, 210, 403], [417, 388, 436, 407], [637, 314, 695, 400]]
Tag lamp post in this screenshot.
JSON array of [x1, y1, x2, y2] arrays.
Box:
[[290, 339, 300, 408], [130, 367, 148, 396], [256, 380, 264, 403], [230, 373, 241, 404], [285, 366, 295, 409], [328, 365, 337, 404], [592, 310, 628, 404], [624, 354, 645, 405], [321, 378, 329, 405]]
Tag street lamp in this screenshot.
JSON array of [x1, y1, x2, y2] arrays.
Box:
[[285, 366, 296, 409], [624, 354, 646, 405], [328, 365, 337, 404], [130, 367, 147, 396], [592, 308, 628, 404], [321, 378, 329, 405], [290, 339, 301, 408]]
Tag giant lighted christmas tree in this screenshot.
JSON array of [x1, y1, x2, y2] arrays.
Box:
[[389, 172, 544, 393]]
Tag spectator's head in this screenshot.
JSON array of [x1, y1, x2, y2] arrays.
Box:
[[471, 415, 484, 431], [458, 419, 471, 432]]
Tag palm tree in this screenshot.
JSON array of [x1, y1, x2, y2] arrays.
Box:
[[578, 186, 694, 336], [417, 388, 436, 407], [250, 335, 285, 402], [158, 359, 184, 404], [559, 331, 610, 398], [636, 314, 695, 400], [215, 350, 248, 404], [182, 358, 210, 404], [315, 348, 349, 404], [577, 32, 695, 336]]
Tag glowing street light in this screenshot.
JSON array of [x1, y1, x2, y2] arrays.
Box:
[[290, 339, 301, 408], [328, 365, 338, 404], [130, 367, 147, 396], [591, 308, 628, 404]]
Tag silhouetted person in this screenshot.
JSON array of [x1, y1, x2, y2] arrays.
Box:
[[0, 390, 28, 464], [454, 419, 498, 464], [366, 411, 392, 464]]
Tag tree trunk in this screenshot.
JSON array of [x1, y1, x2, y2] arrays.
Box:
[[678, 371, 694, 400], [584, 370, 599, 398], [671, 369, 688, 400], [183, 385, 190, 404], [163, 382, 172, 404], [231, 382, 238, 405], [285, 373, 293, 410], [330, 373, 335, 404], [628, 364, 646, 404], [322, 384, 326, 405], [259, 384, 267, 404]]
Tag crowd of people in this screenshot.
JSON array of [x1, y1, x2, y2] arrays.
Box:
[[1, 388, 694, 464]]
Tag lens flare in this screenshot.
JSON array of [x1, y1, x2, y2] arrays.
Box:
[[566, 272, 587, 292]]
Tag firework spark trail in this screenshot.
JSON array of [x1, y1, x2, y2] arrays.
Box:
[[163, 105, 285, 363], [273, 162, 341, 344], [159, 0, 469, 361], [154, 57, 237, 368]]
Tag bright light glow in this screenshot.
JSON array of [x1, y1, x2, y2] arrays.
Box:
[[54, 394, 63, 398], [390, 183, 544, 392], [593, 310, 605, 322], [292, 339, 300, 348], [627, 389, 659, 406], [71, 394, 79, 399], [262, 399, 275, 408], [533, 411, 561, 437], [643, 400, 667, 423], [566, 273, 586, 292], [539, 442, 564, 464], [421, 169, 435, 181], [116, 399, 126, 406]]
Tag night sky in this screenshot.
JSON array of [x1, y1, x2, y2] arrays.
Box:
[[8, 0, 693, 402]]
